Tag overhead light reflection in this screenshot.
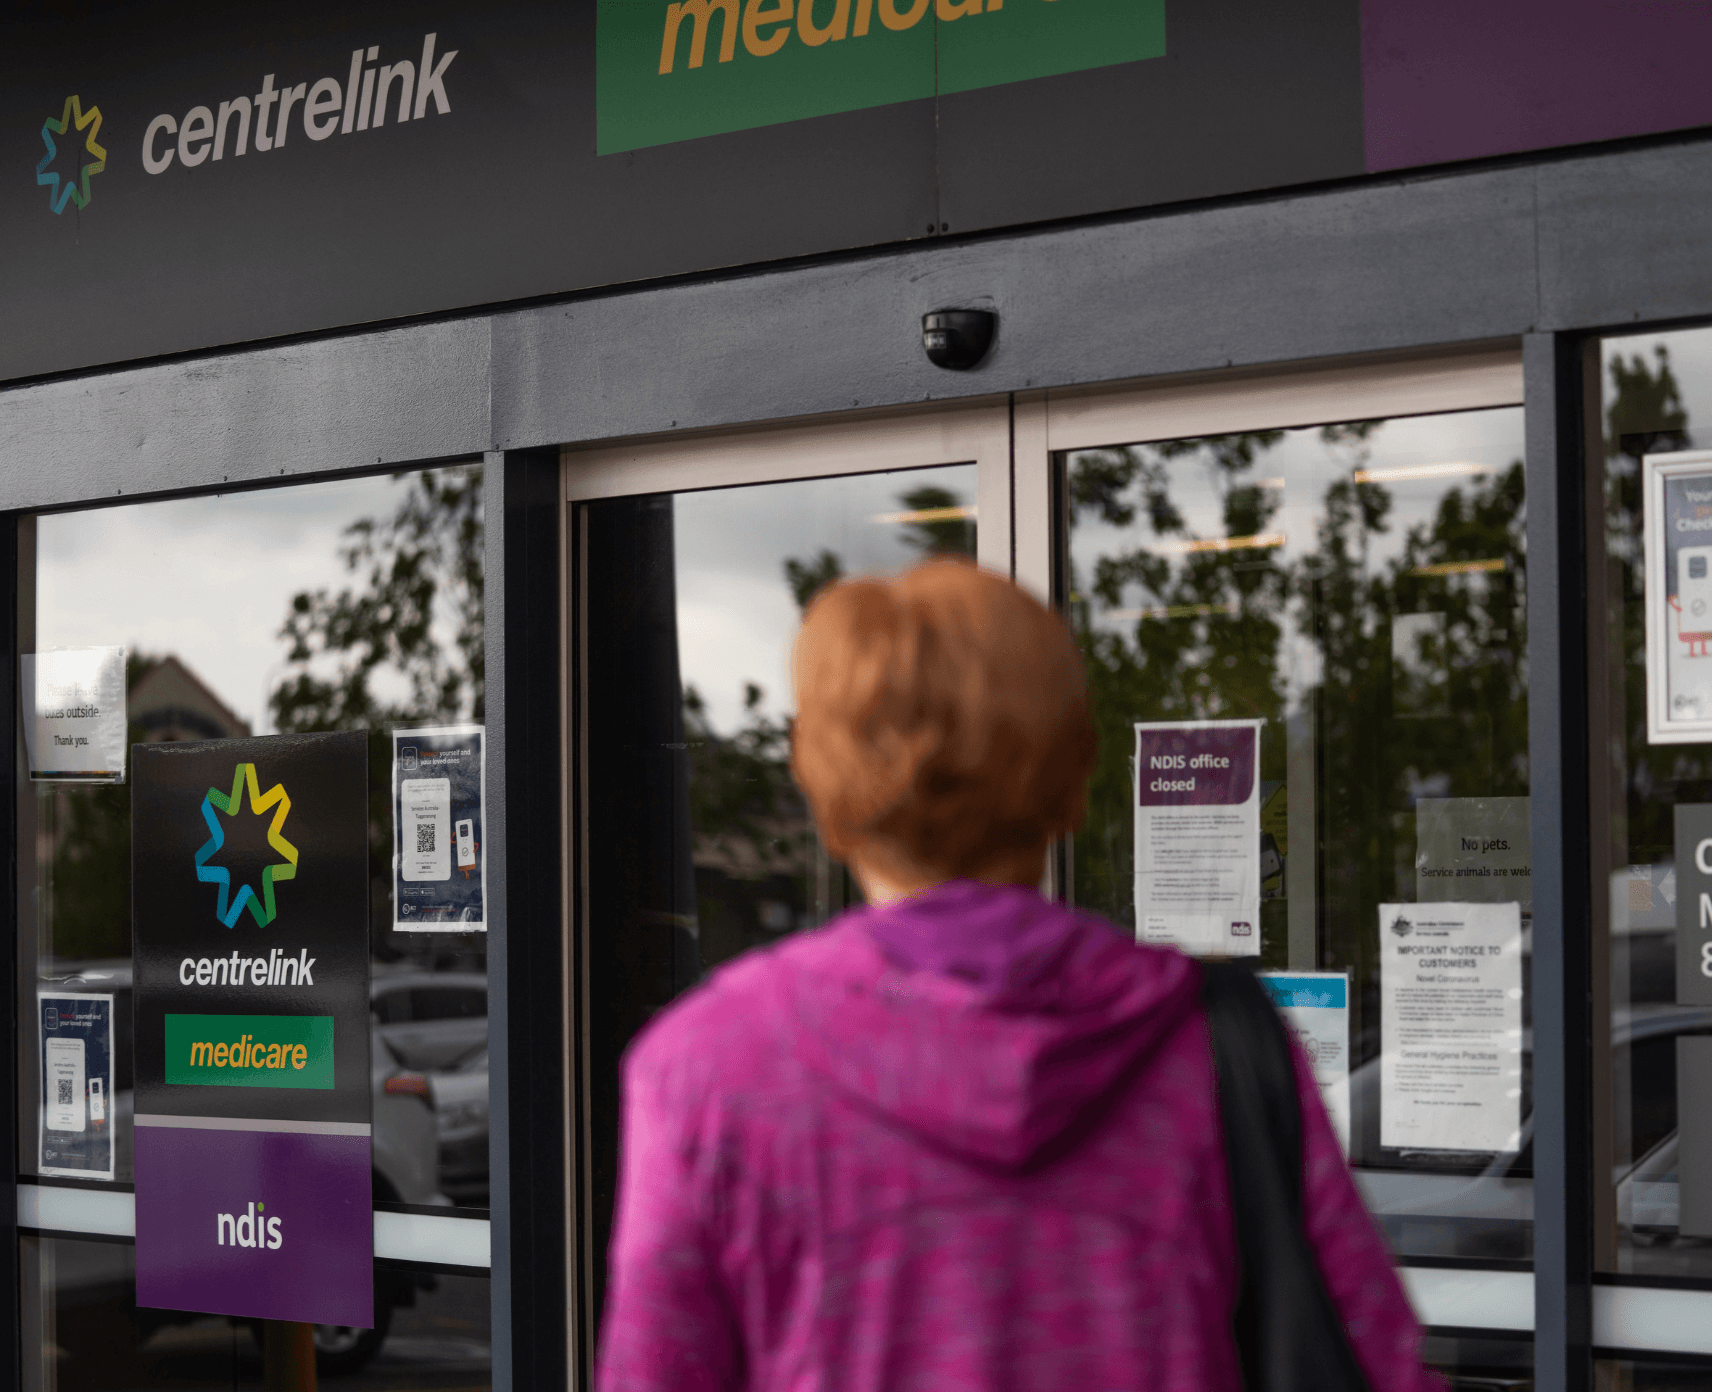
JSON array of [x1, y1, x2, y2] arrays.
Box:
[[1410, 558, 1507, 577], [1354, 462, 1498, 483], [871, 505, 978, 524], [1158, 532, 1287, 555]]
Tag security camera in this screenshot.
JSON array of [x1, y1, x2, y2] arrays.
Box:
[[922, 309, 996, 370]]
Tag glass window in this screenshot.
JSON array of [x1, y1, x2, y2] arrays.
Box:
[[1062, 405, 1530, 1380], [18, 466, 490, 1384], [580, 462, 977, 1326], [1597, 324, 1712, 1283]]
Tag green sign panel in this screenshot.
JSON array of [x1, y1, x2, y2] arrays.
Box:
[[597, 0, 1167, 153], [164, 1014, 335, 1090]]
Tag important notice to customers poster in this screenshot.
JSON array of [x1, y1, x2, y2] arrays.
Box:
[[131, 731, 372, 1327]]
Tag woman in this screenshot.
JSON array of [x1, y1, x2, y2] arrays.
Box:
[[598, 559, 1437, 1391]]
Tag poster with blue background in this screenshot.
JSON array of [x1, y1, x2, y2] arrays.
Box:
[[39, 993, 114, 1179]]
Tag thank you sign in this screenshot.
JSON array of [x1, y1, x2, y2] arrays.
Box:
[[132, 731, 372, 1326]]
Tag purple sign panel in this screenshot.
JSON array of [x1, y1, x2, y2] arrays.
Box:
[[1136, 725, 1257, 807], [135, 1121, 371, 1326]]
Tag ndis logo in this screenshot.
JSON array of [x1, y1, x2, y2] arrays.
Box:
[[217, 1200, 284, 1251], [36, 95, 106, 214]]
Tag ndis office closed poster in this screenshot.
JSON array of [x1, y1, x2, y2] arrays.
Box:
[[131, 731, 372, 1327]]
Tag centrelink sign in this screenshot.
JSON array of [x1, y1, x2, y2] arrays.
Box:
[[139, 34, 456, 177], [131, 731, 371, 1328]]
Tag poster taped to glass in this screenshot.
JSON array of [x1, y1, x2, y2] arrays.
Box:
[[1644, 450, 1712, 742], [393, 725, 486, 932], [1133, 718, 1263, 957]]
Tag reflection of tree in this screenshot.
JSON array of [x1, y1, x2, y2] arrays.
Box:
[[1605, 347, 1693, 861], [268, 465, 485, 962], [896, 484, 977, 557], [684, 478, 976, 967], [271, 466, 483, 734], [1068, 426, 1530, 1070]]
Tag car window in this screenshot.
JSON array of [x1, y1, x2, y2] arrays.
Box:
[[409, 987, 486, 1021], [371, 990, 412, 1026], [1628, 1034, 1679, 1162]]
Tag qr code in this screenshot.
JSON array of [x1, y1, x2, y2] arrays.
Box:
[[416, 823, 436, 854], [56, 1078, 73, 1106]]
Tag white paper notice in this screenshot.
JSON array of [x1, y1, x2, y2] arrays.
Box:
[[21, 647, 128, 783], [44, 1037, 86, 1134], [400, 778, 453, 882], [1134, 719, 1263, 956], [1260, 971, 1350, 1154], [1415, 796, 1532, 909], [1380, 901, 1524, 1153]]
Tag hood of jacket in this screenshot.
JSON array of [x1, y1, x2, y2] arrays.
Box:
[[776, 880, 1200, 1169]]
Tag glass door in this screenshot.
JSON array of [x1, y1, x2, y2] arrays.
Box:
[[1039, 350, 1535, 1388], [565, 401, 1010, 1371]]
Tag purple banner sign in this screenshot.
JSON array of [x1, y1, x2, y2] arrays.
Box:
[[1136, 725, 1257, 807], [135, 1120, 372, 1327], [1362, 0, 1712, 173]]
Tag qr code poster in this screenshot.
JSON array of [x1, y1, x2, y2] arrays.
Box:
[[1646, 451, 1712, 743], [393, 725, 486, 932], [39, 993, 114, 1180]]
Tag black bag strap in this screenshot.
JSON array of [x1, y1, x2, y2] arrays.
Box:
[[1200, 961, 1371, 1392]]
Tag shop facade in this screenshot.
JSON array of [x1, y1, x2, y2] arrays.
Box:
[[7, 4, 1712, 1388]]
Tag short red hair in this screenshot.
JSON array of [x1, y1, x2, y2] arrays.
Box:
[[791, 558, 1098, 880]]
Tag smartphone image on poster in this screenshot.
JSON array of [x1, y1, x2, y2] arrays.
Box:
[[87, 1075, 105, 1125], [401, 777, 452, 882], [455, 818, 476, 869], [45, 1037, 86, 1133]]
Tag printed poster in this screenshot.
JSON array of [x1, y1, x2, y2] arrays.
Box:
[[21, 647, 127, 782], [1644, 451, 1712, 742], [1415, 796, 1531, 910], [39, 993, 114, 1180], [1133, 719, 1263, 956], [1379, 901, 1524, 1153], [1260, 972, 1350, 1154], [393, 725, 486, 932]]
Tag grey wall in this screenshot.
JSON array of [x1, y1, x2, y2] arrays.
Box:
[[5, 134, 1712, 513]]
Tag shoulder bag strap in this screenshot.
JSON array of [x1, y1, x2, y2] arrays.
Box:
[[1200, 960, 1371, 1392]]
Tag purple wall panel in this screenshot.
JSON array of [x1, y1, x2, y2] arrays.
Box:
[[1363, 0, 1712, 173]]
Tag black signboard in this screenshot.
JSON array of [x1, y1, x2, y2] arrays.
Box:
[[131, 731, 372, 1326], [0, 0, 1362, 383]]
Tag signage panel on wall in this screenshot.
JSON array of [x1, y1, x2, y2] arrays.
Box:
[[7, 2, 1712, 384], [131, 731, 372, 1328]]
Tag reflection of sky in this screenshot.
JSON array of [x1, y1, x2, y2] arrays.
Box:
[[1068, 406, 1527, 707], [674, 465, 977, 734], [35, 474, 445, 734]]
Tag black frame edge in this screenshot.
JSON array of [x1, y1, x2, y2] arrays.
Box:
[[484, 449, 567, 1392], [1525, 331, 1596, 1392]]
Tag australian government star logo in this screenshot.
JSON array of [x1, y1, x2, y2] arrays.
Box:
[[194, 763, 300, 929], [36, 95, 106, 214]]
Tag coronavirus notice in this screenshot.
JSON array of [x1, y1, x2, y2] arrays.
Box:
[[1379, 901, 1524, 1154], [1132, 719, 1263, 957]]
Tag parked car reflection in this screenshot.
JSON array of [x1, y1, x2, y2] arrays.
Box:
[[372, 970, 488, 1071], [429, 1047, 490, 1208]]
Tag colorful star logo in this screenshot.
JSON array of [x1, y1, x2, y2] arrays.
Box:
[[194, 764, 300, 928], [37, 95, 105, 215]]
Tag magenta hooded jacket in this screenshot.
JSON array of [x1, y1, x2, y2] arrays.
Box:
[[598, 880, 1441, 1392]]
